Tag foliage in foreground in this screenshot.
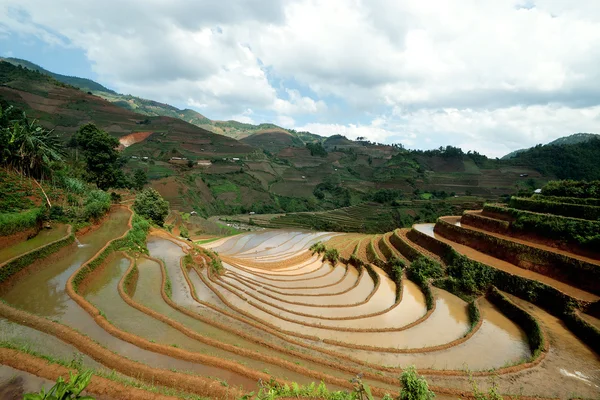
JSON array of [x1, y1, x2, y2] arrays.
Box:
[[25, 370, 94, 400], [133, 188, 170, 226], [0, 102, 64, 180]]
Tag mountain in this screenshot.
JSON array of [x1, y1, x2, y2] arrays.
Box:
[[0, 57, 323, 145], [1, 57, 116, 94], [2, 59, 584, 218], [502, 133, 600, 159]]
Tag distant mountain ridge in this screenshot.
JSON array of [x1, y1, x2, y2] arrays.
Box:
[[502, 133, 600, 159], [1, 57, 323, 145]]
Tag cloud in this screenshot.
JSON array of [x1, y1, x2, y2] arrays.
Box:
[[3, 0, 600, 156]]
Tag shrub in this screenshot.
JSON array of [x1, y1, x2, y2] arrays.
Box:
[[323, 248, 340, 265], [179, 224, 189, 239], [63, 177, 86, 195], [542, 180, 600, 198], [399, 366, 435, 400], [133, 188, 169, 226], [83, 190, 111, 221], [0, 207, 44, 236]]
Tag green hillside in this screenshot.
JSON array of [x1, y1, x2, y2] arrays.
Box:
[[502, 132, 600, 159], [1, 57, 323, 144], [4, 58, 600, 222]]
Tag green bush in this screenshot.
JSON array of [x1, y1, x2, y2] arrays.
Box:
[[323, 248, 340, 265], [406, 256, 441, 310], [133, 188, 169, 226], [83, 190, 111, 220], [542, 180, 600, 198], [179, 224, 189, 239], [483, 204, 600, 252], [399, 366, 435, 400], [0, 207, 43, 236]]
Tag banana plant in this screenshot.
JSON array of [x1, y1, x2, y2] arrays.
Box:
[[24, 370, 95, 400]]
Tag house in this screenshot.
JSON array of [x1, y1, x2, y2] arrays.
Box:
[[301, 176, 306, 179], [232, 157, 240, 161], [190, 211, 198, 216], [534, 188, 542, 194], [196, 160, 212, 167], [249, 211, 256, 215], [519, 174, 529, 177], [131, 156, 138, 159], [142, 156, 149, 160]]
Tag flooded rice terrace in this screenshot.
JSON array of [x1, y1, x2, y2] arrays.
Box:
[[1, 220, 599, 399]]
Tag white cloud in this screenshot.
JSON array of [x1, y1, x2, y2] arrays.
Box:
[[2, 0, 600, 155], [275, 115, 295, 127]]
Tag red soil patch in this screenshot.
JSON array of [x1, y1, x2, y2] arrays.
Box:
[[118, 131, 153, 149]]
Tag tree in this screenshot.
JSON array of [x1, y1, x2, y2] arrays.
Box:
[[0, 103, 64, 180], [70, 124, 124, 190], [399, 366, 435, 400], [133, 188, 169, 226], [133, 169, 148, 190]]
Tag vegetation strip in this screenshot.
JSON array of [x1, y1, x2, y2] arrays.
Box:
[[0, 225, 74, 285], [509, 196, 600, 221], [436, 217, 600, 296], [482, 203, 600, 255], [486, 287, 547, 359]]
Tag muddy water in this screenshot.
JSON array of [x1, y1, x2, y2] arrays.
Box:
[[206, 269, 469, 347], [437, 292, 600, 399], [138, 239, 358, 386], [314, 298, 530, 371], [0, 318, 107, 372], [85, 253, 315, 386], [238, 255, 322, 275], [0, 209, 255, 389], [227, 262, 346, 289], [0, 365, 55, 399], [0, 224, 69, 265], [264, 266, 361, 299], [1, 207, 130, 314], [230, 259, 334, 282], [225, 265, 369, 307]]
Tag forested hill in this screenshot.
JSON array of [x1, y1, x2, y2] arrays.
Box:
[[508, 137, 600, 180], [502, 132, 600, 159]]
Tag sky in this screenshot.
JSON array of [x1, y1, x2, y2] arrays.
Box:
[[1, 0, 600, 158]]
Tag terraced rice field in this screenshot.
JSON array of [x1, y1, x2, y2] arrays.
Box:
[[0, 205, 599, 399]]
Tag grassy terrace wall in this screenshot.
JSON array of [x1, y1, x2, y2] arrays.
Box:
[[482, 204, 600, 254], [0, 227, 74, 284], [487, 287, 545, 358], [409, 223, 600, 356], [533, 194, 600, 207], [434, 218, 600, 295], [509, 197, 600, 221], [389, 230, 422, 261], [0, 207, 43, 236], [461, 212, 510, 234]]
